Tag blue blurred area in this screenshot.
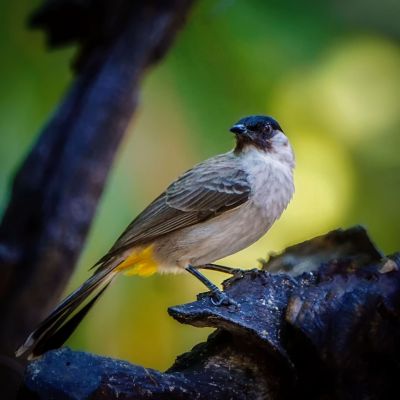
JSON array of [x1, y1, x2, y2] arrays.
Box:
[[1, 0, 399, 369]]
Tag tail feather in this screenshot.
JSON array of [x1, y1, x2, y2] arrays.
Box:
[[16, 269, 117, 359], [29, 283, 111, 357]]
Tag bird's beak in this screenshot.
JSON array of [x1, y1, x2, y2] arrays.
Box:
[[230, 124, 247, 135]]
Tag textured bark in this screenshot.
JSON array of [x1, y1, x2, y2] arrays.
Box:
[[19, 227, 400, 400], [0, 0, 195, 397]]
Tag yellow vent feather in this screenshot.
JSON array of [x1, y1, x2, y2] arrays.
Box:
[[116, 245, 158, 277]]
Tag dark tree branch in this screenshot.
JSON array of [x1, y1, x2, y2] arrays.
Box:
[[0, 0, 195, 396], [19, 227, 400, 399]]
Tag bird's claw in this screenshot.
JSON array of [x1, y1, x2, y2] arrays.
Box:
[[231, 268, 245, 278], [210, 291, 239, 308]]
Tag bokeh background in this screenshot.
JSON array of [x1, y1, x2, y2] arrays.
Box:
[[1, 0, 399, 370]]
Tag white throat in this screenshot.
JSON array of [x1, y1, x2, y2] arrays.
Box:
[[239, 131, 295, 171]]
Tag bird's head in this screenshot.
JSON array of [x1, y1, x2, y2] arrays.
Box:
[[230, 115, 288, 155]]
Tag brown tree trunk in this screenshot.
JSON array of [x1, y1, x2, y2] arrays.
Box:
[[0, 1, 195, 398]]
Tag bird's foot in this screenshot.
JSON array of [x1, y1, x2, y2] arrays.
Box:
[[229, 268, 245, 278], [185, 265, 239, 309], [200, 264, 246, 278], [210, 290, 239, 308]]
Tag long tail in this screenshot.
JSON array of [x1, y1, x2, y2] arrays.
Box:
[[16, 267, 118, 359]]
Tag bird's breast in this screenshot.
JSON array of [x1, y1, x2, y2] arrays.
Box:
[[245, 149, 294, 220]]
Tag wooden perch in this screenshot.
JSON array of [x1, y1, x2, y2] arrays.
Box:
[[19, 227, 400, 399], [0, 0, 195, 397]]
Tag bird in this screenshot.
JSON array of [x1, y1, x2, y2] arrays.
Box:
[[16, 115, 295, 359]]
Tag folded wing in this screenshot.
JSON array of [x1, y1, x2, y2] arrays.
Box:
[[95, 153, 251, 268]]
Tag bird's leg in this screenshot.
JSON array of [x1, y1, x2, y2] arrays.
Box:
[[197, 263, 244, 277], [185, 265, 238, 307]]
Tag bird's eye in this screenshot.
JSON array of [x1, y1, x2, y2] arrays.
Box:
[[264, 124, 272, 134]]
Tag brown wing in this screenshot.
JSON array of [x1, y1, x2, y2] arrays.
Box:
[[93, 153, 250, 268]]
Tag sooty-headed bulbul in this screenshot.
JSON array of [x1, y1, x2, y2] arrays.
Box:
[[17, 115, 295, 359]]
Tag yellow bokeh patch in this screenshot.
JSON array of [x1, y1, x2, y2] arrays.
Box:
[[116, 245, 158, 277]]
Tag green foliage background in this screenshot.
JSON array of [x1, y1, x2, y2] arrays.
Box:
[[1, 0, 399, 369]]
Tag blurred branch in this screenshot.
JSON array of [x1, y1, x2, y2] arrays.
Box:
[[0, 0, 194, 395], [19, 227, 400, 399]]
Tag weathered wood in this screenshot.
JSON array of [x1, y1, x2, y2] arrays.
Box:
[[20, 227, 400, 399]]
